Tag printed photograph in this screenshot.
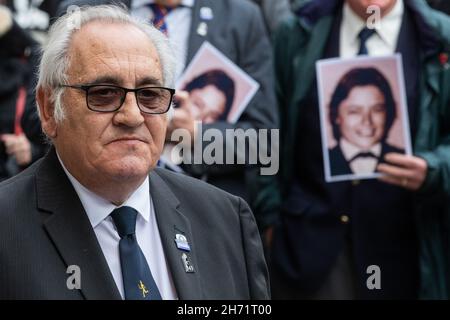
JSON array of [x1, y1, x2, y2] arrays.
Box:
[[176, 41, 259, 124], [316, 54, 412, 182]]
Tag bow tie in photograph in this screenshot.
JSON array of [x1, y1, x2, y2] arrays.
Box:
[[349, 151, 378, 162]]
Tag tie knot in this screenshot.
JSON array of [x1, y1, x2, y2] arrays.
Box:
[[358, 27, 376, 42], [111, 206, 138, 238]]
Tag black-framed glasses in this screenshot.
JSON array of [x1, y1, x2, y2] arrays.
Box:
[[60, 84, 175, 114]]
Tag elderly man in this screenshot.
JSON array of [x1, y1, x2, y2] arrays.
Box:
[[0, 5, 269, 300]]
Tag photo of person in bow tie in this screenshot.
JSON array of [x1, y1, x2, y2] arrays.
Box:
[[318, 56, 412, 182]]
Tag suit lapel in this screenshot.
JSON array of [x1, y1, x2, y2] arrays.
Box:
[[36, 148, 121, 300], [149, 169, 203, 299]]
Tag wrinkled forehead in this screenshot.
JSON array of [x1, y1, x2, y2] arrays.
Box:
[[66, 21, 163, 86]]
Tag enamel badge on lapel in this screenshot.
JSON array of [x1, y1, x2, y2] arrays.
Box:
[[175, 233, 191, 251], [200, 7, 213, 20], [181, 253, 195, 273], [439, 52, 449, 69]]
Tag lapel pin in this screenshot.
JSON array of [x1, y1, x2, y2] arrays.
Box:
[[138, 280, 149, 298], [200, 7, 213, 20], [196, 22, 208, 37], [181, 253, 195, 273], [175, 233, 191, 251]]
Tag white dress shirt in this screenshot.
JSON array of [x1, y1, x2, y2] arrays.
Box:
[[131, 0, 194, 80], [340, 138, 382, 175], [340, 0, 404, 58], [57, 154, 178, 300]]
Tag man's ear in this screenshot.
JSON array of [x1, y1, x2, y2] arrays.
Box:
[[36, 87, 58, 138]]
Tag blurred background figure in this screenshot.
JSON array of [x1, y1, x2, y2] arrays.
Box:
[[427, 0, 450, 15], [263, 0, 450, 300], [0, 4, 47, 182]]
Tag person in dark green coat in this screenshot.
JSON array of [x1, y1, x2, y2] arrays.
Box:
[[256, 0, 450, 299]]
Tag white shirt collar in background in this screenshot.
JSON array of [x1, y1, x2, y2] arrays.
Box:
[[340, 0, 404, 58]]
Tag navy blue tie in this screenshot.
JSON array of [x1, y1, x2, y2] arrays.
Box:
[[357, 27, 376, 55], [111, 206, 162, 300]]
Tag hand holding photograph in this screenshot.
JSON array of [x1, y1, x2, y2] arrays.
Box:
[[316, 55, 412, 182]]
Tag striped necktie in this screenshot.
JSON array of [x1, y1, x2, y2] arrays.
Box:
[[149, 3, 175, 35]]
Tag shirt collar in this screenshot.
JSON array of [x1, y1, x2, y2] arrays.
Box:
[[57, 152, 151, 228], [131, 0, 194, 9], [342, 0, 404, 49], [340, 138, 382, 162], [342, 2, 366, 49], [375, 0, 404, 49]]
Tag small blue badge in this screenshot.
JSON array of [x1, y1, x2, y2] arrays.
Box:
[[175, 233, 191, 251]]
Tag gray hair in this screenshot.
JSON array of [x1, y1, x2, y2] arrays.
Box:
[[36, 5, 176, 123]]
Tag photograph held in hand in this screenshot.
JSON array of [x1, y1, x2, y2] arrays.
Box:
[[316, 54, 414, 183]]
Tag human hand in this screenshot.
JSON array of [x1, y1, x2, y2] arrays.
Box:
[[0, 5, 12, 37], [377, 153, 427, 190], [1, 133, 32, 166]]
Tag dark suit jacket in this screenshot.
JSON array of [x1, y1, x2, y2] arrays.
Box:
[[0, 148, 269, 299], [329, 142, 405, 176], [56, 0, 278, 210]]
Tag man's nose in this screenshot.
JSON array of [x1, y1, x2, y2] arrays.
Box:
[[361, 111, 373, 126], [113, 92, 145, 127]]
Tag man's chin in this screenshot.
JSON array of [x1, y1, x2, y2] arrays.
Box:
[[103, 158, 153, 181]]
